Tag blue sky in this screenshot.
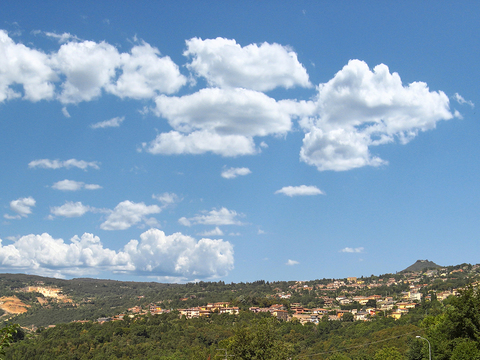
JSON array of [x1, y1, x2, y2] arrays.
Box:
[[0, 1, 478, 283]]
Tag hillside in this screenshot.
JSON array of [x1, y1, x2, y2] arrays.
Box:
[[0, 261, 478, 329]]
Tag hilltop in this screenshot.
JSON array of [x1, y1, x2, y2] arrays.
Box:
[[401, 259, 442, 273]]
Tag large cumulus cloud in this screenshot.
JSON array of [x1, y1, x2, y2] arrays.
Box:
[[299, 60, 455, 171], [0, 31, 186, 104], [0, 30, 57, 102], [0, 230, 234, 281], [184, 37, 311, 91], [145, 87, 310, 156]]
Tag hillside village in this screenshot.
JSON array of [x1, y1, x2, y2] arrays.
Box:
[[0, 260, 478, 330], [87, 261, 480, 326]]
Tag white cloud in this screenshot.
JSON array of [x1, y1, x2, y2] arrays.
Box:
[[50, 201, 92, 218], [1, 32, 186, 105], [147, 87, 306, 156], [44, 31, 81, 44], [52, 179, 101, 191], [52, 40, 121, 104], [0, 232, 130, 277], [0, 30, 57, 102], [178, 217, 191, 226], [124, 228, 234, 279], [152, 192, 180, 207], [221, 167, 251, 179], [49, 38, 179, 104], [4, 197, 36, 219], [100, 200, 161, 230], [197, 227, 224, 237], [155, 87, 296, 136], [29, 159, 100, 170], [145, 130, 257, 157], [0, 34, 460, 173], [61, 107, 71, 117], [275, 185, 324, 197], [300, 60, 455, 171], [179, 207, 244, 226], [0, 229, 234, 280], [108, 42, 186, 99], [90, 116, 125, 129], [286, 259, 299, 266], [84, 184, 102, 190], [184, 37, 311, 91], [340, 247, 364, 253], [454, 93, 474, 108]]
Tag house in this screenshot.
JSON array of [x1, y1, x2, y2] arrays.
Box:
[[355, 312, 369, 321], [396, 302, 418, 310], [128, 306, 142, 314], [271, 310, 288, 321], [269, 304, 286, 311], [312, 308, 328, 315], [291, 313, 319, 324], [336, 310, 350, 319], [389, 312, 402, 320], [219, 307, 239, 315], [291, 306, 311, 314]]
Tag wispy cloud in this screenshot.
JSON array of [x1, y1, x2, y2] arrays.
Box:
[[61, 107, 71, 117], [275, 185, 324, 197], [221, 167, 251, 179], [52, 179, 101, 191], [90, 116, 125, 129], [340, 247, 364, 253], [178, 207, 244, 227], [286, 259, 299, 266], [29, 159, 100, 170], [152, 192, 180, 207], [44, 31, 81, 43], [197, 227, 224, 236], [454, 93, 474, 108]]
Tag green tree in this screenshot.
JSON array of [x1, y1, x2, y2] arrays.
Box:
[[327, 353, 351, 360], [450, 339, 480, 359], [221, 317, 294, 360], [342, 312, 354, 322], [374, 346, 403, 360], [0, 324, 20, 359], [422, 284, 480, 359]]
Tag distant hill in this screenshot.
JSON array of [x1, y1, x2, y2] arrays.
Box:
[[401, 259, 442, 273]]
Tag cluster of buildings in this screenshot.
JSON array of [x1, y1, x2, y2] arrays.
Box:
[[49, 264, 480, 326], [124, 301, 240, 320]]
